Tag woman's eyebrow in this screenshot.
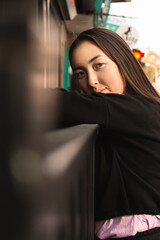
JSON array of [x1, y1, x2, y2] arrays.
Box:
[[88, 54, 104, 63], [73, 66, 85, 72], [73, 54, 105, 71]]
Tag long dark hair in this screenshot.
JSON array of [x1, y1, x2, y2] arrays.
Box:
[[69, 28, 160, 102]]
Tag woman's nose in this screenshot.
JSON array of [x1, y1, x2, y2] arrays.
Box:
[[88, 71, 98, 87]]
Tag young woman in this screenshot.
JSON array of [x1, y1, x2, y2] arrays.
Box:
[[58, 28, 160, 239]]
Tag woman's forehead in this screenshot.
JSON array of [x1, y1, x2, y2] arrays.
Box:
[[71, 41, 107, 66]]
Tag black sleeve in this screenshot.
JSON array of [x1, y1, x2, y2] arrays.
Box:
[[56, 89, 109, 128], [106, 93, 158, 136], [56, 89, 157, 135]]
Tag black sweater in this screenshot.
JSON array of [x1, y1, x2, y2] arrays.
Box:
[[57, 89, 160, 221]]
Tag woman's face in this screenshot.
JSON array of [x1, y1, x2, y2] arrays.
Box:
[[71, 41, 125, 94]]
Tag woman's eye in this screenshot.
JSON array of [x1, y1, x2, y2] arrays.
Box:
[[94, 63, 104, 69], [75, 71, 85, 79]]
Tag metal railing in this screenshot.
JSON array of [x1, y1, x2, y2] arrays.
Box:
[[31, 124, 98, 240], [6, 124, 98, 240]]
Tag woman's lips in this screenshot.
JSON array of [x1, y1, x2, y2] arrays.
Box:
[[100, 89, 107, 93], [100, 88, 110, 93], [93, 87, 110, 93]]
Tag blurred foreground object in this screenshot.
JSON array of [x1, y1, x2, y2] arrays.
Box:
[[10, 124, 97, 240], [0, 0, 60, 239]]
